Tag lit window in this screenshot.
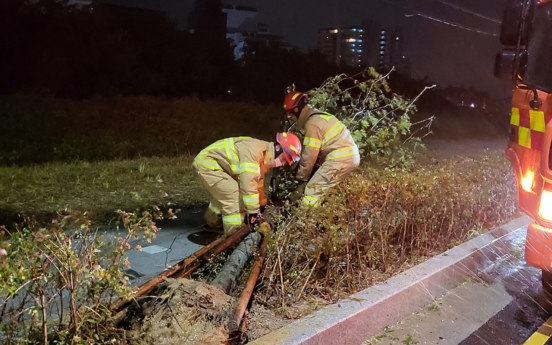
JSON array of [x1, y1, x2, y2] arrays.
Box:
[[346, 38, 356, 42], [357, 49, 362, 52], [358, 39, 363, 42], [396, 37, 399, 40], [359, 29, 363, 32], [331, 29, 338, 33], [380, 40, 385, 44], [353, 28, 357, 31]]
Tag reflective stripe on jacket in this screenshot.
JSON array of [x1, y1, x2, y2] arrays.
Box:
[[193, 137, 274, 214], [296, 105, 359, 181]]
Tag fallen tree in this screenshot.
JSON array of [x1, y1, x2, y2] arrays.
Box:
[[211, 232, 262, 294]]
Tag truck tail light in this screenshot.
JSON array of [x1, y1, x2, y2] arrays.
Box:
[[539, 189, 552, 222], [522, 170, 536, 192]]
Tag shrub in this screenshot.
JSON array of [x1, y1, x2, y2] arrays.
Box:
[[0, 208, 160, 344], [258, 154, 517, 311]]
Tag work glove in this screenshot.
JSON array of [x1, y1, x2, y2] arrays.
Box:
[[288, 181, 308, 203], [258, 176, 268, 208], [245, 213, 261, 231], [259, 189, 268, 208]]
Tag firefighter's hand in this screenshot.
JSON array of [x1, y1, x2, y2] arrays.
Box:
[[288, 181, 308, 203], [245, 213, 261, 231]]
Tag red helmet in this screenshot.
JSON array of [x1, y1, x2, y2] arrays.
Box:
[[283, 91, 308, 115], [276, 132, 302, 164]]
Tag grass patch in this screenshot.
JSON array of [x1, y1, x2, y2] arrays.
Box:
[[0, 155, 206, 225], [0, 95, 281, 165], [427, 302, 440, 311]]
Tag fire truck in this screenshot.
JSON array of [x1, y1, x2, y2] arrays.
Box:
[[495, 0, 552, 310]]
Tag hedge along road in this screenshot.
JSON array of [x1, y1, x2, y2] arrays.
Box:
[[121, 138, 511, 286], [117, 211, 538, 345]]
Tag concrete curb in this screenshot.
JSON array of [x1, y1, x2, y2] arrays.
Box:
[[249, 215, 532, 345]]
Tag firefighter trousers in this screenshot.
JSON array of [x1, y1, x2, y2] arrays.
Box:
[[301, 153, 360, 207], [193, 164, 244, 234]]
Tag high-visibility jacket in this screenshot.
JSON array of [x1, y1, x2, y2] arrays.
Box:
[[296, 105, 359, 182], [193, 137, 274, 214]]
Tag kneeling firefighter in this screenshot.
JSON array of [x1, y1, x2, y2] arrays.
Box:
[[284, 91, 360, 206], [193, 133, 302, 234]]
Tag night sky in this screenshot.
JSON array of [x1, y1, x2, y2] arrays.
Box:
[[162, 0, 514, 97]]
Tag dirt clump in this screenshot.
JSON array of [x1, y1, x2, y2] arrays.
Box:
[[126, 278, 235, 345], [243, 301, 291, 341]]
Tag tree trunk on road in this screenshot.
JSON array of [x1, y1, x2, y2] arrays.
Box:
[[210, 232, 262, 294]]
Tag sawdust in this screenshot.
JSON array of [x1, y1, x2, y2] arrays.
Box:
[[123, 277, 297, 344], [126, 278, 235, 345]]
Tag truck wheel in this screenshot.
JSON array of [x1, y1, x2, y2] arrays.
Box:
[[542, 270, 552, 314]]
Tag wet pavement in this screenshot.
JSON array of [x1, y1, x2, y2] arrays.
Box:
[[363, 224, 551, 345], [122, 205, 222, 287], [424, 138, 508, 159]]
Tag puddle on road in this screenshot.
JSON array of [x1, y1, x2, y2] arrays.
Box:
[[187, 230, 221, 245]]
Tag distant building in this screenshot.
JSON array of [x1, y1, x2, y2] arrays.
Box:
[[377, 28, 410, 75], [223, 4, 257, 30], [75, 0, 291, 59], [322, 20, 411, 75], [222, 3, 292, 59], [223, 4, 257, 59], [317, 27, 363, 67]]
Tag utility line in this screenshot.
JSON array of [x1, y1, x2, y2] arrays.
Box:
[[379, 0, 498, 36], [433, 0, 501, 24]]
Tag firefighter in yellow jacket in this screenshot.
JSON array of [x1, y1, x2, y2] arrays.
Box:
[[193, 133, 302, 234], [284, 91, 360, 207]]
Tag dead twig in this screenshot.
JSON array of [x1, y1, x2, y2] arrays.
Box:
[[297, 253, 321, 300]]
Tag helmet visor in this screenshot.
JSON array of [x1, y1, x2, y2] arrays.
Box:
[[282, 146, 300, 164]]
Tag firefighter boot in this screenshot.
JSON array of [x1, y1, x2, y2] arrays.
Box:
[[204, 202, 223, 232]]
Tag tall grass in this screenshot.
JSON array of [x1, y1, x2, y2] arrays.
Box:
[[0, 95, 282, 165], [0, 156, 207, 225]]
